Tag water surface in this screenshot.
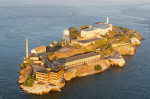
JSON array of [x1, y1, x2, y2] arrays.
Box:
[[0, 0, 150, 99]]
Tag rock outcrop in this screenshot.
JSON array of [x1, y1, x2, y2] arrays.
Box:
[[20, 83, 61, 95], [112, 43, 135, 55], [104, 51, 126, 67], [18, 65, 32, 84], [64, 60, 110, 81], [130, 37, 141, 46]]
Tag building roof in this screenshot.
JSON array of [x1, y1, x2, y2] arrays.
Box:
[[76, 38, 101, 44], [37, 69, 50, 74], [57, 52, 100, 63], [51, 65, 64, 72], [37, 65, 64, 74], [82, 23, 112, 31], [33, 45, 46, 52]]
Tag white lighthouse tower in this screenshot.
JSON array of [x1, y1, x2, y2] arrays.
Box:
[[107, 16, 109, 24]]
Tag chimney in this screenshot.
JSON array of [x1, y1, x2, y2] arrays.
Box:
[[26, 38, 29, 59]]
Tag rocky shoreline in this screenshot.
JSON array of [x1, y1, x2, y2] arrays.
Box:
[[19, 51, 127, 94], [18, 25, 142, 95]]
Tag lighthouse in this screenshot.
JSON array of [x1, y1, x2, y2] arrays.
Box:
[[107, 16, 109, 24], [26, 38, 29, 59]]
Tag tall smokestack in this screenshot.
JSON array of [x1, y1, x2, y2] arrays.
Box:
[[26, 38, 29, 59]]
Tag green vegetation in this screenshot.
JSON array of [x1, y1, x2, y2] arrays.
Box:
[[73, 43, 82, 48], [28, 60, 33, 65], [85, 48, 91, 53], [55, 41, 62, 50], [21, 61, 33, 69], [61, 79, 65, 84], [69, 27, 80, 39], [95, 39, 107, 49], [48, 52, 54, 58], [23, 75, 34, 87], [80, 24, 89, 30], [117, 36, 130, 43], [108, 30, 119, 37], [46, 46, 51, 52], [94, 65, 102, 71], [21, 63, 27, 69], [53, 56, 57, 61]]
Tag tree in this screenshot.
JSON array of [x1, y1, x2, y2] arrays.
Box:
[[69, 27, 80, 39], [80, 24, 89, 30], [23, 75, 34, 87], [94, 65, 102, 71]]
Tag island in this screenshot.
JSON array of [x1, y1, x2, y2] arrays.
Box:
[[18, 17, 142, 94]]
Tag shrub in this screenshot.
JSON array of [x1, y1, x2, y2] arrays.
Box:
[[28, 60, 33, 65], [21, 63, 27, 69], [80, 24, 89, 30], [46, 46, 51, 52], [73, 43, 81, 48], [61, 79, 65, 84], [48, 52, 54, 57], [53, 56, 57, 61], [23, 75, 34, 87], [94, 65, 102, 71], [108, 30, 119, 37], [95, 39, 107, 49], [69, 27, 80, 39], [55, 43, 62, 50], [117, 36, 130, 43]]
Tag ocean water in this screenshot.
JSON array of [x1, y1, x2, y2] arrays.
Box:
[[0, 0, 150, 99]]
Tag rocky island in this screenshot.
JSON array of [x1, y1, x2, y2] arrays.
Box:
[[18, 17, 142, 94]]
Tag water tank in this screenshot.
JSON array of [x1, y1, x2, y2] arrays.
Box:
[[63, 29, 70, 36]]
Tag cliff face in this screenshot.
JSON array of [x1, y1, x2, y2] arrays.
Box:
[[20, 83, 61, 95], [112, 43, 135, 55], [105, 51, 126, 67], [64, 52, 126, 81], [130, 37, 141, 46], [64, 60, 110, 81], [49, 47, 85, 60], [109, 57, 125, 67], [18, 65, 32, 84]]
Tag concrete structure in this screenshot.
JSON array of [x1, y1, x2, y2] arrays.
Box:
[[30, 56, 39, 61], [57, 52, 100, 69], [31, 45, 46, 54], [71, 37, 106, 46], [48, 41, 58, 47], [81, 17, 112, 38], [62, 29, 70, 46], [36, 66, 64, 85], [29, 54, 44, 65], [26, 38, 29, 59]]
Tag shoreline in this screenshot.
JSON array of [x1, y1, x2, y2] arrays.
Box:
[[18, 23, 142, 95]]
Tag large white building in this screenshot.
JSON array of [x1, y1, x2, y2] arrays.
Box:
[[81, 17, 112, 38]]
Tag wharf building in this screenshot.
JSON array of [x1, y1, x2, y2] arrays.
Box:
[[36, 66, 64, 85], [31, 45, 46, 54], [57, 52, 100, 69]]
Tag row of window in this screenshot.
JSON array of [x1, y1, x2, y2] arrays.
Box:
[[66, 58, 99, 68]]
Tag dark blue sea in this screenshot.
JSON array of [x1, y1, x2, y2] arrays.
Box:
[[0, 0, 150, 99]]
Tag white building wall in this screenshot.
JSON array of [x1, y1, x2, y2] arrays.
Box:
[[31, 49, 36, 53], [81, 24, 112, 38]]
